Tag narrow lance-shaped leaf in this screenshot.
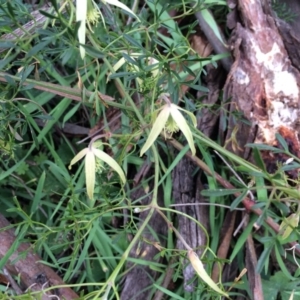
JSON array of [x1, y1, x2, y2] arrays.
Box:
[[188, 250, 229, 298], [85, 150, 96, 199], [93, 148, 126, 184], [140, 105, 170, 156], [69, 148, 89, 169], [200, 9, 225, 46], [170, 104, 196, 156], [9, 124, 22, 141]]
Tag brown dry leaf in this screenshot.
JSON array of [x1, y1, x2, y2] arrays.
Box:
[[180, 33, 213, 96], [98, 91, 115, 102], [153, 242, 163, 251], [0, 273, 8, 285]]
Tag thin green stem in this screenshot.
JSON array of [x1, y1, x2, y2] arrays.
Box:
[[94, 207, 155, 298], [150, 145, 160, 207], [102, 57, 146, 126]]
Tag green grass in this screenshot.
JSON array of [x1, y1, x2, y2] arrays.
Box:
[[0, 0, 300, 299]]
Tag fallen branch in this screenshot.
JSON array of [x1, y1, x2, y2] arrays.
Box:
[[0, 214, 78, 299], [0, 4, 53, 53]]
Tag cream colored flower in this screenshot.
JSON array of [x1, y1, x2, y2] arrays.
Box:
[[140, 95, 197, 156], [76, 0, 140, 59], [69, 143, 126, 200]]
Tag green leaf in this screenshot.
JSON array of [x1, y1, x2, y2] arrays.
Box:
[[256, 242, 274, 274], [252, 147, 267, 172], [230, 190, 248, 210], [274, 245, 294, 280], [63, 102, 81, 127], [153, 284, 185, 299], [147, 1, 185, 55], [31, 171, 46, 214], [47, 0, 59, 11], [6, 2, 16, 19], [123, 34, 143, 49], [276, 133, 288, 152], [204, 0, 227, 4], [83, 44, 104, 58], [121, 52, 139, 66], [39, 9, 59, 20], [230, 215, 257, 261], [255, 176, 268, 202], [201, 189, 242, 197], [26, 40, 53, 57], [246, 143, 282, 152], [262, 271, 300, 299], [200, 9, 225, 46], [0, 41, 15, 50]]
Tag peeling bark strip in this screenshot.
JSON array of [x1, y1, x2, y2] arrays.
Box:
[[225, 0, 300, 170]]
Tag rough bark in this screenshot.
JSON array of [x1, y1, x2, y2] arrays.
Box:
[[224, 0, 300, 175], [0, 214, 78, 299], [120, 187, 167, 300], [172, 158, 209, 292]]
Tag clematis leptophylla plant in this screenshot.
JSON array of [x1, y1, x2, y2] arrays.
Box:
[[140, 94, 197, 156], [188, 250, 229, 297], [69, 139, 126, 200], [109, 54, 160, 91], [76, 0, 140, 59]]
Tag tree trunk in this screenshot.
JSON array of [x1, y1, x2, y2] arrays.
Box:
[[225, 0, 300, 175]]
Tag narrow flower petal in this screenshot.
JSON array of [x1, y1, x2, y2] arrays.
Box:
[[69, 148, 89, 170], [93, 148, 126, 184], [148, 57, 160, 78], [140, 105, 170, 156], [170, 104, 196, 155], [103, 0, 140, 22], [188, 250, 229, 297], [85, 150, 96, 199], [177, 106, 197, 127], [76, 0, 87, 59], [279, 213, 299, 240], [108, 57, 127, 82]]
